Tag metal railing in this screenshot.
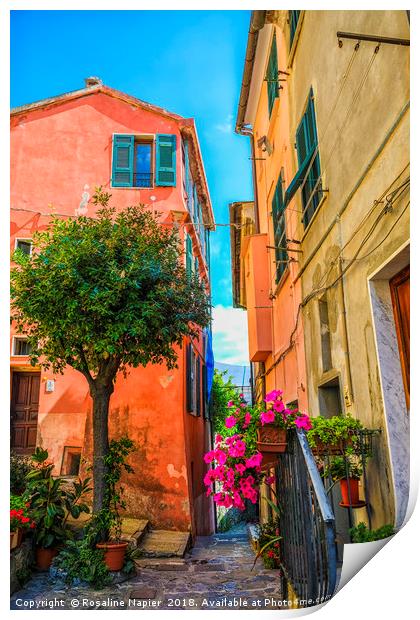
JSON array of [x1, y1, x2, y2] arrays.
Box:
[[275, 429, 337, 605]]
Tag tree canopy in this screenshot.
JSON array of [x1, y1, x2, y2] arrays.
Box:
[[11, 189, 211, 388]]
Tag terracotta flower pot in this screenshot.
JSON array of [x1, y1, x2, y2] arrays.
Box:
[[257, 425, 287, 454], [96, 541, 128, 571], [339, 478, 361, 506], [10, 529, 24, 550], [36, 546, 59, 570], [311, 433, 356, 456]]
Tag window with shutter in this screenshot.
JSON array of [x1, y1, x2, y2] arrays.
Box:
[[186, 234, 193, 278], [266, 32, 279, 117], [289, 10, 301, 48], [283, 88, 321, 228], [186, 342, 194, 413], [196, 356, 201, 416], [272, 173, 288, 284], [156, 134, 176, 186], [112, 135, 134, 187]]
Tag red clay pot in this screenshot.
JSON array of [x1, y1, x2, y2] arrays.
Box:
[[257, 426, 287, 453], [339, 478, 360, 506], [36, 546, 59, 570], [96, 542, 128, 571]]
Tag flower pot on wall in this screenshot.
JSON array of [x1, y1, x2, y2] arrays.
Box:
[[36, 546, 59, 570], [311, 433, 356, 456], [339, 478, 366, 508], [257, 426, 287, 468], [96, 542, 128, 571]]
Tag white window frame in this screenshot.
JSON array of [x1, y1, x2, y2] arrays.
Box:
[[14, 238, 33, 256], [11, 336, 31, 357]]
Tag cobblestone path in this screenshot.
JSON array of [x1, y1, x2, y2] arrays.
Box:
[[11, 526, 285, 611]]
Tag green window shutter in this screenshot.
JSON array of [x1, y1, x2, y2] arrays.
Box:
[[266, 32, 279, 117], [186, 234, 193, 277], [205, 229, 211, 269], [112, 135, 134, 187], [272, 175, 287, 283], [289, 10, 301, 48], [183, 139, 191, 197], [186, 343, 194, 413], [156, 134, 176, 186]]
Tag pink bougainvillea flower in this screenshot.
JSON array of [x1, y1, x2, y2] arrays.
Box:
[[239, 393, 244, 398], [295, 415, 312, 430], [243, 412, 252, 429], [240, 403, 246, 408], [260, 410, 275, 424], [265, 475, 276, 485], [203, 451, 215, 464], [225, 416, 237, 429], [265, 389, 283, 402], [235, 463, 246, 475], [228, 439, 246, 458], [215, 433, 223, 444], [272, 400, 285, 413], [227, 400, 234, 408], [214, 449, 227, 465], [245, 453, 263, 469]]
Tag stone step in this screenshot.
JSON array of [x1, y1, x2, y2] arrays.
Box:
[[66, 513, 151, 547], [138, 529, 191, 558]]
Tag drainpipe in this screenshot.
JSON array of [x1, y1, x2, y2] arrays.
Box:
[[338, 255, 355, 409]]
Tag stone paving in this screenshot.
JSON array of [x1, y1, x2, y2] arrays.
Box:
[[11, 526, 285, 611]]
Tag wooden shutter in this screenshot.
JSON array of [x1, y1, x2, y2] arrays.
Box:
[[182, 139, 191, 197], [186, 234, 193, 277], [196, 357, 201, 416], [112, 135, 134, 187], [156, 134, 176, 186], [266, 32, 279, 116], [202, 362, 209, 419], [186, 343, 194, 413]]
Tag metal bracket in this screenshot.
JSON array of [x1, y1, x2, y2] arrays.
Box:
[[337, 31, 410, 47]]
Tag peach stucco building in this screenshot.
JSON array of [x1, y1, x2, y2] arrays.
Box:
[[10, 78, 215, 537], [231, 12, 308, 413]]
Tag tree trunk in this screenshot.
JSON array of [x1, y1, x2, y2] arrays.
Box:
[[91, 382, 113, 513]]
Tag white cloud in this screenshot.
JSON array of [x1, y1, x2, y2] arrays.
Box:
[[214, 114, 234, 134], [212, 304, 249, 366]]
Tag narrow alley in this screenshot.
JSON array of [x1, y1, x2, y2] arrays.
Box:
[[11, 527, 285, 611]]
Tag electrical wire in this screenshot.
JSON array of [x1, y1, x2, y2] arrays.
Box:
[[261, 183, 409, 380]]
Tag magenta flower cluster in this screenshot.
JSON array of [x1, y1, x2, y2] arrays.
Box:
[[203, 433, 263, 510], [262, 390, 312, 431]]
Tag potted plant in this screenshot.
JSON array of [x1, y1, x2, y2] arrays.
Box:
[[86, 437, 136, 572], [10, 495, 35, 550], [349, 522, 394, 543], [256, 390, 312, 467], [306, 415, 364, 456], [321, 456, 365, 507], [24, 448, 91, 570]]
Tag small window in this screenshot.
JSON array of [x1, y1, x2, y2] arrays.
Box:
[[111, 133, 176, 188], [61, 447, 82, 476], [266, 32, 279, 117], [134, 140, 153, 187], [12, 337, 32, 356], [289, 10, 301, 48], [15, 239, 33, 255]]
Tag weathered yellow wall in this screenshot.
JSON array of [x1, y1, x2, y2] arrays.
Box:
[[283, 10, 409, 528]]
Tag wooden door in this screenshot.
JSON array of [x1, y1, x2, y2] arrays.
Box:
[[11, 372, 40, 454], [390, 266, 410, 409]]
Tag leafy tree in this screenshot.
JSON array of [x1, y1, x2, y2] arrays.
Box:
[[11, 188, 210, 512], [210, 369, 239, 437]]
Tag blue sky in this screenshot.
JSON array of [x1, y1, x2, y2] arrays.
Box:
[[10, 10, 253, 365]]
